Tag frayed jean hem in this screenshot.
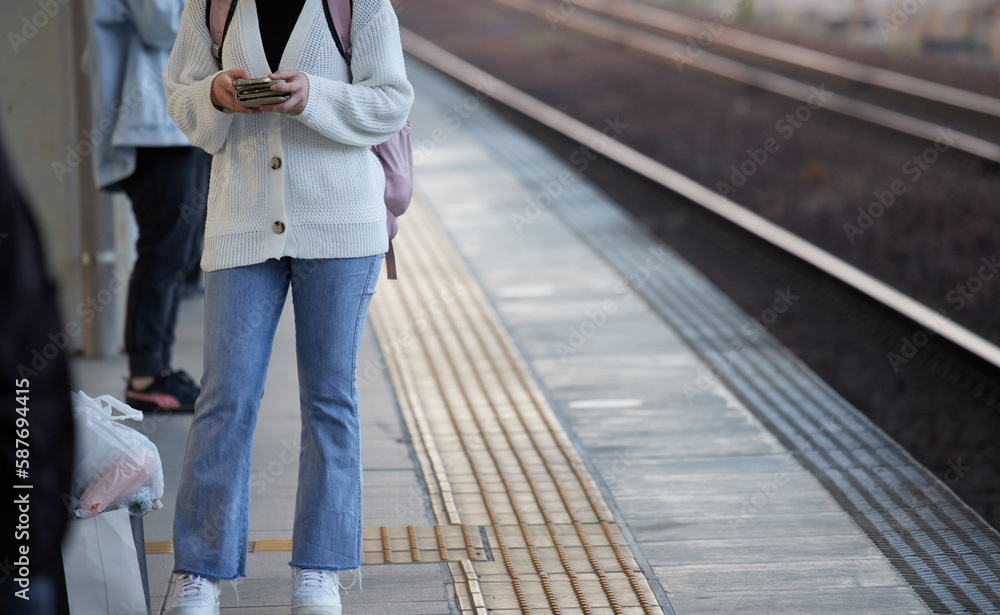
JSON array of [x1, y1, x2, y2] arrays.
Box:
[[287, 561, 361, 572], [171, 567, 247, 581]]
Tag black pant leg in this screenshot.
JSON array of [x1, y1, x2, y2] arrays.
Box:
[[160, 149, 210, 370], [121, 146, 208, 377], [183, 152, 210, 287]]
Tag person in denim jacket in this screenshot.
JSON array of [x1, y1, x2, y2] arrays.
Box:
[[89, 0, 208, 412]]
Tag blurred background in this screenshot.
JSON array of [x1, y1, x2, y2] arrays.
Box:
[[671, 0, 1000, 55]]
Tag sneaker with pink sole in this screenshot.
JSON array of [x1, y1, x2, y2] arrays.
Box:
[[126, 369, 199, 412]]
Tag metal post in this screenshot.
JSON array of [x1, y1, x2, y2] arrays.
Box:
[[993, 6, 1000, 61], [71, 0, 120, 358], [849, 0, 866, 45], [927, 0, 944, 39]]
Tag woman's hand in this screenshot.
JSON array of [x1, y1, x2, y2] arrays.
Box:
[[259, 71, 310, 116], [210, 69, 262, 114]]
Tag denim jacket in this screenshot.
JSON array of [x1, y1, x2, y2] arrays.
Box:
[[89, 0, 191, 188]]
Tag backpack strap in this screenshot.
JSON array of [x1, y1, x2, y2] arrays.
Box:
[[385, 240, 397, 280], [322, 0, 353, 64], [208, 0, 239, 64], [210, 0, 351, 66]]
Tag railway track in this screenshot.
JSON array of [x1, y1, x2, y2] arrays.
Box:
[[401, 28, 1000, 374], [571, 0, 1000, 118], [483, 0, 1000, 165], [398, 24, 1000, 533]]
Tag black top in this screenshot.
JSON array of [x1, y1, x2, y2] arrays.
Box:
[[256, 0, 307, 72]]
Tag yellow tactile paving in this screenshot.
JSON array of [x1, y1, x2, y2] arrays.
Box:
[[367, 199, 663, 615], [144, 524, 487, 564]]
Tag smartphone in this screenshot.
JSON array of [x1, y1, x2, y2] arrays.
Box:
[[234, 77, 271, 86], [234, 78, 290, 107]]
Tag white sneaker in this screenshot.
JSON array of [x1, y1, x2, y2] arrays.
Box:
[[292, 568, 342, 615], [165, 573, 221, 615]]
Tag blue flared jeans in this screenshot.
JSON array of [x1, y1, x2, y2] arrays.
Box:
[[172, 255, 382, 579]]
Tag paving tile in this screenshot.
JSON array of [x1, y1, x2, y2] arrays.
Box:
[[725, 511, 872, 541], [640, 534, 884, 566], [664, 586, 930, 615], [654, 558, 908, 593]]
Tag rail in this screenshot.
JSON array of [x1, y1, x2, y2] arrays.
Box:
[[583, 0, 1000, 119], [483, 0, 1000, 165], [400, 27, 1000, 371]]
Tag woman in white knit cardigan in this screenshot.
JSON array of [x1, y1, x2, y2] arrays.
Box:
[[162, 0, 413, 612]]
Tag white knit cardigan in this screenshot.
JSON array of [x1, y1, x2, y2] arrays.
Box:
[[164, 0, 413, 271]]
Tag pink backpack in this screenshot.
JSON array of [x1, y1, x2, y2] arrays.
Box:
[[208, 0, 413, 279]]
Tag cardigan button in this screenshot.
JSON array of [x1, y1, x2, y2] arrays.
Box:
[[270, 156, 281, 170], [272, 221, 285, 234]]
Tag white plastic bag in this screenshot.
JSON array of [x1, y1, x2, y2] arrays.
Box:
[[71, 391, 164, 518]]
